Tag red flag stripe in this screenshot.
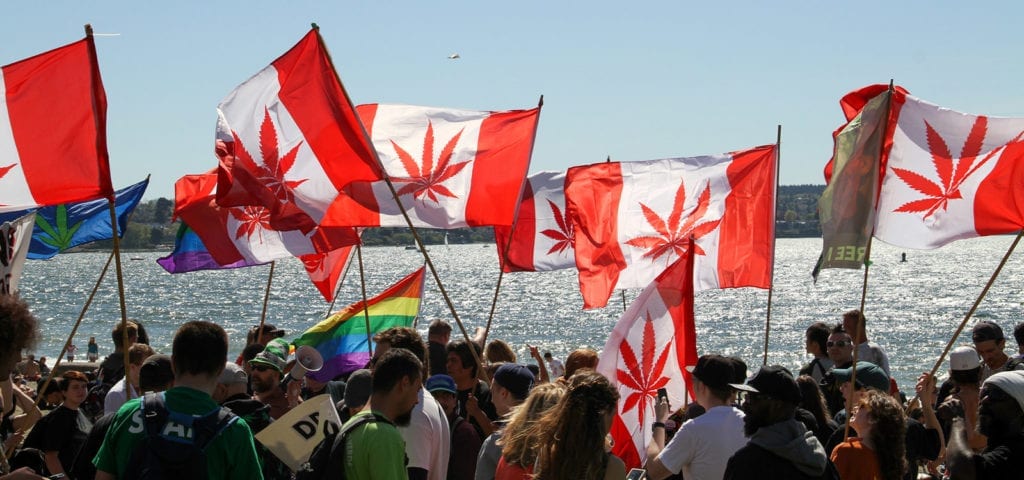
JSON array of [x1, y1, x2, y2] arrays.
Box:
[[465, 108, 540, 226], [718, 145, 776, 287], [1, 38, 112, 206]]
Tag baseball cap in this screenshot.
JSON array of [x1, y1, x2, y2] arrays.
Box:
[[493, 363, 535, 400], [249, 324, 286, 341], [685, 354, 736, 390], [730, 365, 801, 404], [218, 362, 247, 385], [426, 374, 457, 395], [950, 346, 981, 371], [344, 369, 373, 409], [139, 354, 174, 392], [830, 362, 889, 392], [972, 321, 1005, 343], [249, 338, 289, 373]]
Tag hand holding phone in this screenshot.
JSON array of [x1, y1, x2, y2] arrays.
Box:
[[657, 388, 668, 403], [626, 468, 647, 480]]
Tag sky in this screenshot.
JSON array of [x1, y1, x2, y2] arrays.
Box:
[[3, 1, 1023, 201]]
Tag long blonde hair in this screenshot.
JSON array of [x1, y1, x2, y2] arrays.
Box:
[[530, 371, 619, 479], [499, 382, 567, 466]]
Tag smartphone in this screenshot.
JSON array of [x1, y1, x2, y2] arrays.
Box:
[[657, 388, 668, 402], [626, 468, 646, 480], [48, 475, 66, 480]]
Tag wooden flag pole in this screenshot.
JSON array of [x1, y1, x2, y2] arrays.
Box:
[[843, 80, 894, 441], [481, 95, 545, 349], [256, 261, 276, 345], [905, 229, 1024, 411], [33, 252, 115, 408], [106, 199, 131, 384], [324, 249, 356, 318], [356, 243, 373, 357], [762, 125, 782, 365]]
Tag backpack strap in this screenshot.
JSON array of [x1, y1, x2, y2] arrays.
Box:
[[141, 392, 238, 450], [322, 413, 390, 475]]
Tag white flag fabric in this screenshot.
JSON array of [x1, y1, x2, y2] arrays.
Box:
[[0, 213, 34, 295]]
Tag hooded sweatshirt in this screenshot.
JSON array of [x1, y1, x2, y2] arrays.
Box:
[[748, 418, 829, 476]]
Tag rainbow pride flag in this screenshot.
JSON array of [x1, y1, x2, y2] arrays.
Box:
[[293, 267, 425, 381]]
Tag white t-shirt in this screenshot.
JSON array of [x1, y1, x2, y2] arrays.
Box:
[[546, 358, 565, 378], [399, 386, 451, 480], [856, 341, 891, 378], [657, 405, 747, 480], [103, 377, 138, 415]]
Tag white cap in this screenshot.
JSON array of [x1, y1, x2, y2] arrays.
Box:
[[950, 346, 981, 371]]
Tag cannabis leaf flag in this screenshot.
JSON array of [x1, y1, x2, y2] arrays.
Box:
[[596, 239, 697, 470], [0, 179, 147, 259], [874, 92, 1024, 249], [292, 267, 425, 382], [156, 222, 261, 274], [494, 171, 575, 272], [215, 28, 377, 234], [323, 104, 541, 229], [565, 145, 776, 309], [174, 171, 359, 265], [0, 36, 112, 211]]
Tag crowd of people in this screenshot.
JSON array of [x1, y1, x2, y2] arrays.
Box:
[[2, 297, 1024, 479]]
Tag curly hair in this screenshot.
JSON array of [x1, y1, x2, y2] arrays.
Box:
[[498, 382, 566, 467], [860, 390, 907, 480], [530, 371, 619, 479], [0, 295, 38, 372]]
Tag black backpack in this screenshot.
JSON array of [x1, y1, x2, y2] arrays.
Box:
[[295, 413, 388, 480], [80, 380, 113, 422], [123, 392, 238, 480]]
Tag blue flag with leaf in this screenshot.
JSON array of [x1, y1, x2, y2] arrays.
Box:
[[0, 179, 148, 259]]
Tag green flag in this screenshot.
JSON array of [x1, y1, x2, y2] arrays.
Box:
[[813, 90, 891, 280]]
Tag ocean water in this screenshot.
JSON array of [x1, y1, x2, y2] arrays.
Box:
[[17, 237, 1024, 392]]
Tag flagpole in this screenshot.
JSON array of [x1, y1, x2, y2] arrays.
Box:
[[356, 243, 373, 357], [482, 96, 545, 348], [762, 125, 782, 365], [313, 24, 489, 380], [324, 249, 356, 318], [906, 229, 1024, 411], [34, 252, 115, 408], [621, 290, 627, 312], [256, 261, 275, 344], [843, 80, 894, 441]]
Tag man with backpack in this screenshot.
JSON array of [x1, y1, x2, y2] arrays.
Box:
[[93, 321, 263, 479]]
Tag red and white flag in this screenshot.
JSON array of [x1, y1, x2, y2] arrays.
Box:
[[0, 213, 35, 295], [493, 171, 574, 272], [215, 29, 377, 234], [0, 38, 112, 211], [596, 241, 697, 470], [565, 145, 776, 309], [874, 93, 1024, 249], [323, 104, 540, 229], [174, 172, 359, 265], [301, 244, 355, 303]]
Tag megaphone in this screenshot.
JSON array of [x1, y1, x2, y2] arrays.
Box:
[[290, 345, 324, 378]]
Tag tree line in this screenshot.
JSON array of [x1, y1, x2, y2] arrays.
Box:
[[86, 184, 826, 251]]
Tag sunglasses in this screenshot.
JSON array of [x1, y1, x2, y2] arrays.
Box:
[[827, 340, 851, 348], [251, 364, 274, 373]]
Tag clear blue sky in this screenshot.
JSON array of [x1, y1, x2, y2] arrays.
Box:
[[4, 1, 1023, 200]]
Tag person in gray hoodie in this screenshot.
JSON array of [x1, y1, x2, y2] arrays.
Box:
[[723, 365, 838, 480]]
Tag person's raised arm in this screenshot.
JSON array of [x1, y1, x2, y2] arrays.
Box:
[[644, 396, 674, 480]]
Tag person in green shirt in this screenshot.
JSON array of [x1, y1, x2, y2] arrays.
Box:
[[344, 348, 424, 480], [93, 321, 264, 480]]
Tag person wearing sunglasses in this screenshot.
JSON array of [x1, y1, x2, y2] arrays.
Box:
[[820, 326, 854, 417], [947, 370, 1024, 478]]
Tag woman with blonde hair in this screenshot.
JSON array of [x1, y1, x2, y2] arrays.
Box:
[[529, 371, 625, 480], [492, 383, 567, 479], [831, 389, 907, 480]]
